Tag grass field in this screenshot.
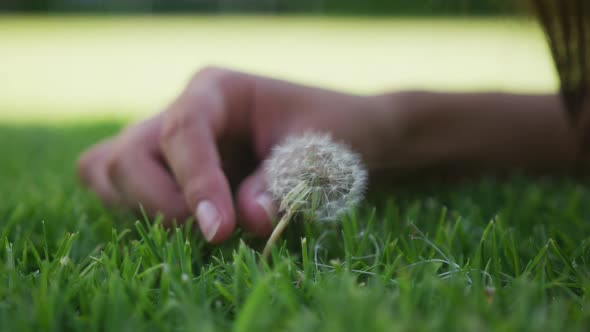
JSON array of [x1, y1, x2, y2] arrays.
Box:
[[1, 16, 589, 331]]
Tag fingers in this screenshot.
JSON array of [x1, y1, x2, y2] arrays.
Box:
[[107, 150, 190, 224], [80, 68, 282, 243], [77, 139, 122, 206], [78, 137, 192, 223], [160, 97, 236, 243], [236, 166, 276, 237]]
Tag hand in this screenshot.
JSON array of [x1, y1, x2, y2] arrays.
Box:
[[78, 67, 388, 243]]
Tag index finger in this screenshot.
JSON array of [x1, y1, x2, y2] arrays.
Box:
[[160, 92, 236, 243]]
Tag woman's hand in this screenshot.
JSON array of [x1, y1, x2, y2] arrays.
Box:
[[77, 67, 389, 243]]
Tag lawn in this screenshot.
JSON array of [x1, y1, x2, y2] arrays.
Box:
[[1, 16, 589, 331]]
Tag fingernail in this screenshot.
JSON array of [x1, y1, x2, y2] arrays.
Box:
[[196, 200, 221, 242], [256, 192, 277, 221]]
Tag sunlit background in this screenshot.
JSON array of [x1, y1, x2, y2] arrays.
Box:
[[0, 1, 557, 123]]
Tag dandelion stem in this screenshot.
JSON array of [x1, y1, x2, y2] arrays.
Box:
[[262, 209, 294, 260]]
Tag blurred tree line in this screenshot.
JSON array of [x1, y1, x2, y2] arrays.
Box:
[[1, 0, 517, 15]]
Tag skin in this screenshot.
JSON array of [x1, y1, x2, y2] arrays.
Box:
[[78, 66, 579, 243]]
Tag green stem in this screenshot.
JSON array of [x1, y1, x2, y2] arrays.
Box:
[[262, 209, 294, 260]]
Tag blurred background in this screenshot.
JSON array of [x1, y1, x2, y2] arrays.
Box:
[[0, 0, 557, 122]]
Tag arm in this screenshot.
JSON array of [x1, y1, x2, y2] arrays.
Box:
[[369, 92, 578, 180], [78, 67, 579, 242]]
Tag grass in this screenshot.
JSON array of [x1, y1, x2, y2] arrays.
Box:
[[1, 15, 589, 331], [1, 122, 590, 331]]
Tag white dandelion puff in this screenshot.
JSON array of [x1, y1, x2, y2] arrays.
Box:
[[262, 132, 368, 259], [181, 273, 190, 282], [265, 132, 367, 221], [60, 256, 70, 266]]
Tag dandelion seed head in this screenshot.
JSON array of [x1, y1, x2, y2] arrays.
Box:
[[264, 132, 367, 221], [60, 256, 70, 266]]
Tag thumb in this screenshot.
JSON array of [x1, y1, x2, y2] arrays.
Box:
[[236, 166, 277, 237]]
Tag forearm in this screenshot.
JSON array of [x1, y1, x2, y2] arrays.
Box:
[[371, 91, 578, 178]]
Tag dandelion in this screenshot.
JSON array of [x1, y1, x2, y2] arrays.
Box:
[[262, 132, 368, 259], [60, 256, 70, 266], [181, 273, 190, 282]]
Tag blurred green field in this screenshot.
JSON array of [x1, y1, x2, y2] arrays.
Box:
[[0, 15, 557, 122], [2, 16, 590, 332]]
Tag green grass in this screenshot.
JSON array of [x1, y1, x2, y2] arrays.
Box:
[[1, 16, 589, 331], [1, 122, 590, 331]]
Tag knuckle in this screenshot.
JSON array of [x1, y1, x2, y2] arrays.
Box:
[[159, 105, 193, 150], [191, 66, 228, 83], [187, 66, 237, 94], [105, 146, 132, 182]]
